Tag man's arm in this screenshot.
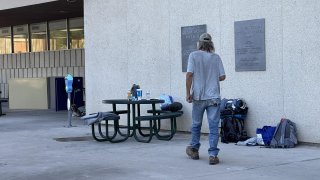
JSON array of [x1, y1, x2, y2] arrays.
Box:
[[219, 75, 226, 81], [186, 72, 193, 103]]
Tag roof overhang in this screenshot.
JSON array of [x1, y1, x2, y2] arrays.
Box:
[[0, 0, 83, 28]]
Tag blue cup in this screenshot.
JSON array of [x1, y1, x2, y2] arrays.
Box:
[[136, 89, 142, 100]]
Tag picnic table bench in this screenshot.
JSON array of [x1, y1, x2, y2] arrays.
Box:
[[135, 111, 183, 143]]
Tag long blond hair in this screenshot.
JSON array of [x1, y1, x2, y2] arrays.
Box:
[[198, 41, 215, 52]]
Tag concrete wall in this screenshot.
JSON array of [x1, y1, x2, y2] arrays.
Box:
[[84, 0, 320, 143], [0, 49, 85, 99]]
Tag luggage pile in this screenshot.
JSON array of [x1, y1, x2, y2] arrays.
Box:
[[239, 118, 298, 148], [220, 98, 248, 143]]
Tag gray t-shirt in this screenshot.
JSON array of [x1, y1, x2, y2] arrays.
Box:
[[187, 50, 225, 100]]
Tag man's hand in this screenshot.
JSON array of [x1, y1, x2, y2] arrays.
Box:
[[186, 94, 193, 103], [219, 75, 226, 81]]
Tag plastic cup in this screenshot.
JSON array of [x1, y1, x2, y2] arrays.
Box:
[[137, 89, 142, 100]]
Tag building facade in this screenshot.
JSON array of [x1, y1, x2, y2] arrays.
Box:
[[0, 0, 85, 99], [84, 0, 320, 144], [1, 0, 320, 144]]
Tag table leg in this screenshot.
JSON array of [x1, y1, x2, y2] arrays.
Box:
[[127, 104, 134, 137], [132, 103, 136, 137], [136, 104, 148, 137], [109, 103, 131, 142], [133, 103, 153, 143], [97, 121, 117, 140], [91, 124, 109, 142], [113, 104, 130, 137], [152, 103, 159, 134]]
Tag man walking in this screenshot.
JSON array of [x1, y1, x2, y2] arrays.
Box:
[[185, 33, 226, 165]]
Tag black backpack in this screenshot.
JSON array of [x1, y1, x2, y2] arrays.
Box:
[[220, 117, 247, 143], [220, 98, 248, 115], [270, 119, 298, 148]]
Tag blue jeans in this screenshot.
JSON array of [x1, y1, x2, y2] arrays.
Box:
[[189, 99, 220, 156]]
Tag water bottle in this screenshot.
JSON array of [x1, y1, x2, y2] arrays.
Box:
[[146, 91, 151, 100]]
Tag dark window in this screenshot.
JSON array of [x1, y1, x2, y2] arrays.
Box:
[[69, 17, 84, 49], [49, 20, 67, 50]]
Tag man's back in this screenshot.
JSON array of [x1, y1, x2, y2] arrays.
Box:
[[187, 50, 225, 100]]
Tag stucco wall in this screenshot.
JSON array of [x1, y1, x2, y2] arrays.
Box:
[[84, 0, 320, 143]]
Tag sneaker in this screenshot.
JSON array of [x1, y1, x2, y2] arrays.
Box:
[[209, 156, 219, 165], [186, 146, 199, 160]]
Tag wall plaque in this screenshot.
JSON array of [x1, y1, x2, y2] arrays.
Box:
[[234, 19, 266, 71], [181, 24, 206, 72]]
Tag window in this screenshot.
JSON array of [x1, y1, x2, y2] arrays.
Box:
[[49, 20, 67, 50], [69, 17, 84, 49], [30, 22, 47, 52], [13, 25, 29, 53], [0, 27, 12, 54], [0, 17, 84, 54]]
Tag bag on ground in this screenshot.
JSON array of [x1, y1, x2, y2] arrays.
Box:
[[256, 126, 276, 146], [220, 117, 248, 143], [220, 98, 248, 143], [270, 119, 298, 148]]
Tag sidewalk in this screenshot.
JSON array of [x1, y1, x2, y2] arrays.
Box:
[[0, 104, 319, 180]]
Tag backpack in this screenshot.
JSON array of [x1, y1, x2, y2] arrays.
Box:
[[220, 98, 248, 115], [270, 119, 298, 148], [70, 104, 86, 117], [167, 102, 183, 112], [220, 117, 248, 143]]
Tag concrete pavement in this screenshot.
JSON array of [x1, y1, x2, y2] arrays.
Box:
[[0, 103, 319, 180]]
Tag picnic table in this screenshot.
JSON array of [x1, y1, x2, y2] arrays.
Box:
[[88, 99, 183, 143]]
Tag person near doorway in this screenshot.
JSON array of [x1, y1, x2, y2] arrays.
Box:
[[185, 32, 226, 165]]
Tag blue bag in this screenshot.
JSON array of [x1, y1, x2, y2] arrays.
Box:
[[256, 126, 276, 146], [159, 94, 173, 111]]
